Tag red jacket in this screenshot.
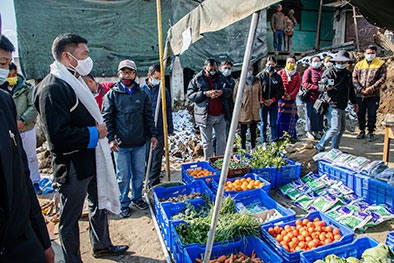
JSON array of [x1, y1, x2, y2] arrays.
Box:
[[278, 69, 301, 100], [302, 67, 323, 102], [96, 82, 113, 110]]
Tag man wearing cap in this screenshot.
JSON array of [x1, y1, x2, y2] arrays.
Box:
[[102, 60, 158, 218], [352, 45, 387, 142], [315, 50, 358, 152]]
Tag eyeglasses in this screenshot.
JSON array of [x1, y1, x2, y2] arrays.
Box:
[[119, 70, 136, 76]]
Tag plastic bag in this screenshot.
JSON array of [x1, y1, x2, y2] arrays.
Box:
[[292, 192, 318, 210], [301, 172, 321, 183], [344, 156, 371, 171], [361, 160, 388, 177], [376, 168, 394, 183], [332, 154, 356, 169], [309, 193, 338, 212], [320, 148, 343, 163], [331, 181, 354, 195]]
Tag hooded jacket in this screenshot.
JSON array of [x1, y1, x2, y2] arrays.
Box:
[[1, 74, 37, 131], [187, 70, 233, 127], [102, 82, 157, 147]]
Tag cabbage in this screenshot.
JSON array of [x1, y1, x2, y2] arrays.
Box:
[[362, 244, 394, 263]]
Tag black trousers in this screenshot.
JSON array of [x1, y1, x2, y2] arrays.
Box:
[[146, 135, 164, 187], [0, 223, 46, 263], [356, 96, 380, 133], [58, 162, 111, 263], [240, 122, 258, 149]]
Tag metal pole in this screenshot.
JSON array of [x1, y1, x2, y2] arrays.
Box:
[[156, 0, 171, 182], [315, 0, 323, 50], [353, 6, 360, 52], [203, 11, 260, 263], [144, 88, 162, 194]]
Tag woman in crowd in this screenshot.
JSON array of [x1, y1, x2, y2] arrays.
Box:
[[257, 56, 284, 146], [233, 65, 261, 151], [302, 56, 324, 139], [277, 56, 301, 141]]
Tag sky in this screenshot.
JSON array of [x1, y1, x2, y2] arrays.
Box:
[[1, 0, 18, 57]]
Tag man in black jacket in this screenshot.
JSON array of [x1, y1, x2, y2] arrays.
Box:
[[34, 33, 128, 262], [0, 34, 54, 263], [187, 59, 233, 160], [102, 60, 158, 218], [315, 51, 358, 152]]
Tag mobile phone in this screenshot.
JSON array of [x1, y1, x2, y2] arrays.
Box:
[[327, 79, 334, 86]]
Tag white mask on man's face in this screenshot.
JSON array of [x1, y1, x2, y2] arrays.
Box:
[[151, 78, 161, 86], [0, 68, 10, 85], [67, 52, 94, 76]]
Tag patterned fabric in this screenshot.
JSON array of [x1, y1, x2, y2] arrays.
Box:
[[277, 99, 298, 139], [352, 58, 387, 97]]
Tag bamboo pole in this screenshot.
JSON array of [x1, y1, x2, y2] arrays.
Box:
[[203, 11, 260, 263], [315, 0, 323, 50], [353, 6, 360, 52], [156, 0, 171, 182]]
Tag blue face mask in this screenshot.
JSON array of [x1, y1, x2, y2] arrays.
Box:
[[221, 69, 231, 77], [335, 63, 346, 70], [267, 65, 275, 72]]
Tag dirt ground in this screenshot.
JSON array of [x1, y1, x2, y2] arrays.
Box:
[[49, 128, 394, 263]]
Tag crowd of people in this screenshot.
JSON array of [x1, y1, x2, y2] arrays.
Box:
[[0, 28, 387, 262]]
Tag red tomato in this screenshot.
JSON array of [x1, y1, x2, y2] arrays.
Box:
[[319, 233, 326, 241], [308, 227, 315, 234], [293, 229, 299, 236], [268, 227, 275, 235], [324, 238, 332, 244], [302, 219, 309, 226], [334, 234, 341, 241], [296, 220, 302, 226], [274, 226, 283, 234], [283, 244, 289, 251], [305, 236, 312, 242], [284, 225, 291, 231], [297, 235, 305, 242], [314, 217, 320, 222], [333, 228, 340, 235], [307, 222, 314, 228], [276, 234, 283, 242], [308, 240, 317, 249], [299, 241, 305, 249], [325, 226, 333, 233], [283, 235, 290, 242]]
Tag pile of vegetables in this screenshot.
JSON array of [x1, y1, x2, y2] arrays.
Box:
[[268, 218, 342, 252], [314, 244, 394, 263], [159, 192, 203, 202], [174, 197, 260, 245], [213, 158, 249, 170], [224, 177, 266, 192], [195, 251, 263, 263], [187, 167, 216, 178]]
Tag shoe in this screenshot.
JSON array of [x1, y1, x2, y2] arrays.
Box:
[[120, 208, 132, 218], [132, 199, 149, 210], [33, 183, 42, 195], [306, 131, 315, 139], [315, 145, 324, 152], [312, 132, 321, 140], [367, 133, 375, 142], [93, 245, 129, 258], [356, 131, 365, 139]]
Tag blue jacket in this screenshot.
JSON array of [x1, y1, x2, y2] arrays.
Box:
[[141, 79, 174, 136]]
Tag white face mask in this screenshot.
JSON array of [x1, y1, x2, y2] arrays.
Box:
[[221, 69, 231, 77], [0, 68, 10, 85], [365, 54, 376, 61], [335, 63, 346, 70], [67, 52, 93, 76], [324, 62, 333, 68], [151, 78, 160, 86], [311, 61, 321, 69]]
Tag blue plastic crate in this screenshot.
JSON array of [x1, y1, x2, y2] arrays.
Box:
[[159, 199, 207, 249], [353, 173, 369, 199], [251, 167, 277, 187], [318, 161, 354, 189], [181, 161, 219, 187], [276, 159, 302, 187], [233, 189, 296, 226], [153, 180, 213, 212], [386, 231, 394, 249], [300, 236, 379, 263], [367, 178, 394, 208], [211, 173, 271, 196], [261, 211, 354, 263], [184, 236, 283, 263]]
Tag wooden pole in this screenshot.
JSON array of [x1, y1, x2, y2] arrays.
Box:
[[156, 0, 171, 182], [353, 6, 360, 52], [315, 0, 323, 50]]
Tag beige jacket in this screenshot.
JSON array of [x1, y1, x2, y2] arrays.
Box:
[[233, 78, 262, 124]]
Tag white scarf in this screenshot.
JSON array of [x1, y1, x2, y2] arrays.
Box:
[[50, 61, 120, 214], [285, 68, 297, 82]]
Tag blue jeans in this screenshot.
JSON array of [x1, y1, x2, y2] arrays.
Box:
[[114, 145, 146, 211], [273, 30, 284, 51], [260, 103, 278, 143], [316, 107, 346, 151]]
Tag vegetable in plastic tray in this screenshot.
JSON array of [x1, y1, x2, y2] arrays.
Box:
[[361, 244, 394, 263]]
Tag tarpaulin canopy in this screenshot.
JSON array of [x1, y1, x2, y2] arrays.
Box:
[[14, 0, 275, 80], [351, 0, 394, 31]]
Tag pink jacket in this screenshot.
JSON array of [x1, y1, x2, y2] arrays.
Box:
[[302, 67, 323, 102]]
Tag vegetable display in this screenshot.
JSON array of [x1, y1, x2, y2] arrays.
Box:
[[174, 197, 260, 245], [224, 177, 266, 192], [159, 192, 202, 202], [213, 158, 249, 170], [314, 244, 394, 263], [268, 218, 342, 252], [195, 251, 263, 263], [187, 167, 216, 178]]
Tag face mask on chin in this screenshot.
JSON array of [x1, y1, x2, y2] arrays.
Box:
[[67, 52, 93, 76], [0, 68, 10, 85]]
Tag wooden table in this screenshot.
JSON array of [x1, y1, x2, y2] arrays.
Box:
[[383, 124, 394, 163]]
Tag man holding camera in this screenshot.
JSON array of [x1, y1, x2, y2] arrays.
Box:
[[315, 50, 358, 152]]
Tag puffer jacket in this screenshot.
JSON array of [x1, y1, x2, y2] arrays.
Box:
[[352, 58, 387, 98], [2, 74, 37, 131], [187, 70, 233, 127], [256, 70, 284, 103], [302, 67, 324, 102], [102, 82, 157, 148], [233, 77, 261, 123]]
